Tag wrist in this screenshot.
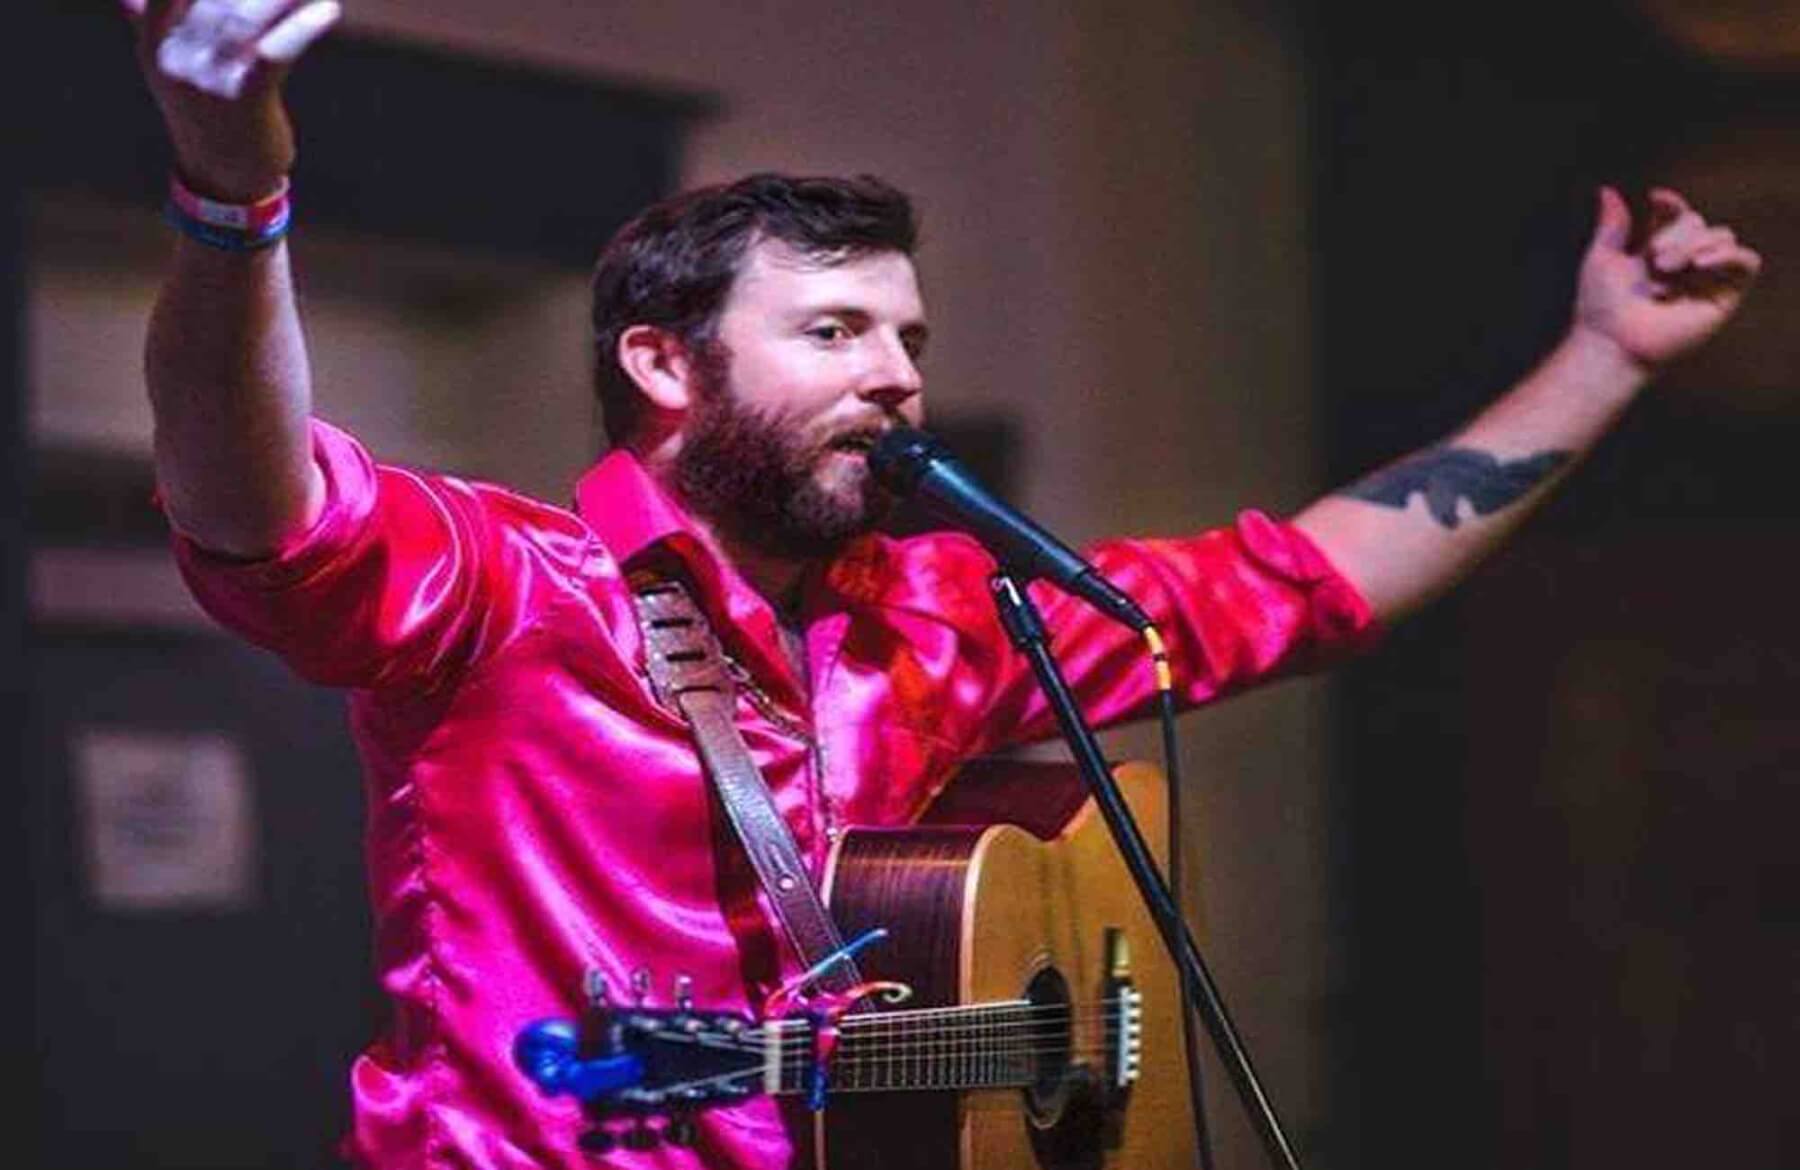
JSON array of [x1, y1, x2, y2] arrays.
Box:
[[166, 173, 293, 252], [1558, 322, 1654, 399], [171, 161, 291, 206]]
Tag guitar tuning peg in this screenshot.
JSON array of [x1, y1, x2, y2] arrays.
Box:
[[630, 967, 652, 1006], [583, 969, 610, 1007], [673, 974, 694, 1012]]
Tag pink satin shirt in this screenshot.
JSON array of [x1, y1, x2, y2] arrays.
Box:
[[174, 420, 1376, 1170]]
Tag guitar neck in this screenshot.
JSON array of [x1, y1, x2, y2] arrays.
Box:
[[760, 998, 1061, 1095]]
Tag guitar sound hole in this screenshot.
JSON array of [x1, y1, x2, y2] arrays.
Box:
[[1022, 965, 1074, 1125]]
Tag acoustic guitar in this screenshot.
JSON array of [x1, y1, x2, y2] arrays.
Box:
[[515, 760, 1199, 1168]]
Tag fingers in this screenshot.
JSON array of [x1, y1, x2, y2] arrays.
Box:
[[1648, 208, 1712, 276], [256, 1, 342, 65], [1687, 238, 1763, 300], [1590, 185, 1632, 253], [154, 0, 334, 99], [125, 0, 187, 70], [1639, 189, 1761, 290], [157, 0, 289, 97], [1643, 189, 1745, 260], [1655, 224, 1734, 274], [1647, 187, 1691, 221], [1701, 242, 1763, 280]]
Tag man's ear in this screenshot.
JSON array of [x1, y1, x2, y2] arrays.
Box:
[[617, 324, 700, 414]]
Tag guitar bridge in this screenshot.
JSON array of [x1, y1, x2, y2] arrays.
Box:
[[1104, 927, 1144, 1092], [1114, 984, 1144, 1090]]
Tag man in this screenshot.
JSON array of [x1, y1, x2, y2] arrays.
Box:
[[124, 1, 1760, 1168]]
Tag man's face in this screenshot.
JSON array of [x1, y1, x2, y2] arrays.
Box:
[[672, 239, 929, 560]]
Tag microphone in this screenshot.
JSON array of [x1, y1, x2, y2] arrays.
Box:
[[868, 428, 1152, 631]]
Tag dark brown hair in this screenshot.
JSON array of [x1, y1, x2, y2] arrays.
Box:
[[589, 173, 918, 445]]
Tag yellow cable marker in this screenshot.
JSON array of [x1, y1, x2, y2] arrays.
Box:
[[1142, 626, 1174, 693]]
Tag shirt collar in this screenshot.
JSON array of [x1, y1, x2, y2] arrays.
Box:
[[571, 449, 964, 707], [573, 449, 825, 707], [574, 448, 704, 564]]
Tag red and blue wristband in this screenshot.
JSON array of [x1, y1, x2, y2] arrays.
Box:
[[165, 175, 293, 251]]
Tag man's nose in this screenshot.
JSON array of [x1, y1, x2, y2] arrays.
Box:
[[857, 335, 924, 412]]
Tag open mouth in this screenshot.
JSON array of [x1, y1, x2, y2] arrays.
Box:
[[827, 430, 883, 455]]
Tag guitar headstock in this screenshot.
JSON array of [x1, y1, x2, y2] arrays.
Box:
[[513, 972, 768, 1151]]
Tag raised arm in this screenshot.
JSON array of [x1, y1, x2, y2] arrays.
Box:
[[127, 0, 340, 557], [1294, 186, 1761, 624]]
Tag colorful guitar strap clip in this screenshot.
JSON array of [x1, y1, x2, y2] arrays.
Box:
[[761, 927, 913, 1110]]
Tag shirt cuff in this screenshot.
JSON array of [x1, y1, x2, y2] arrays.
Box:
[[1234, 508, 1384, 653]]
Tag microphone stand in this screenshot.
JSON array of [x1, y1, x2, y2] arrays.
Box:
[[987, 571, 1305, 1170]]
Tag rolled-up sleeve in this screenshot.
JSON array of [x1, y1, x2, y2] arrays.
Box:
[[964, 510, 1381, 754], [172, 420, 520, 691]]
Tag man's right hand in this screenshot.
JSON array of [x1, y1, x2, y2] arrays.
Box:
[[123, 0, 341, 202]]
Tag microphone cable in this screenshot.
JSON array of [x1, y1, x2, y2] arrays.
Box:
[[1143, 626, 1217, 1170]]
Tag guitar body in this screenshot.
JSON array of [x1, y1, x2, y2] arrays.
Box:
[[817, 761, 1197, 1170]]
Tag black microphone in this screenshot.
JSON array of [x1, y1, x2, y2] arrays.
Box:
[[868, 428, 1152, 631]]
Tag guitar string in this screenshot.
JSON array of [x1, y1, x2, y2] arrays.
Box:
[[737, 1002, 1131, 1044], [719, 1019, 1133, 1057], [795, 996, 1096, 1021], [739, 996, 1130, 1037], [826, 1042, 1113, 1057], [643, 1027, 1128, 1068], [726, 1028, 1122, 1059], [642, 1051, 1128, 1097], [660, 1031, 1123, 1060], [644, 1027, 1125, 1058], [642, 1033, 1126, 1067], [757, 1019, 1127, 1052], [645, 1056, 1124, 1096], [619, 1001, 1144, 1096], [623, 1032, 1137, 1100]]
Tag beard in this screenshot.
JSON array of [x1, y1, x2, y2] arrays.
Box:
[[671, 353, 895, 562]]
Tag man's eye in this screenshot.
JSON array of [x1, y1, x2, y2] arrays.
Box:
[[808, 323, 851, 343]]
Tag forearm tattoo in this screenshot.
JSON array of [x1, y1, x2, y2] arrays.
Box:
[[1338, 446, 1570, 530]]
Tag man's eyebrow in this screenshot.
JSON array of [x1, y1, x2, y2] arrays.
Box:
[[794, 303, 874, 321]]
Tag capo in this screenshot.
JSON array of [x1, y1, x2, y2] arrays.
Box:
[[759, 927, 913, 1109]]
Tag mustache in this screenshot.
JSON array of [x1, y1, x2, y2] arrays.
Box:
[[819, 416, 908, 454]]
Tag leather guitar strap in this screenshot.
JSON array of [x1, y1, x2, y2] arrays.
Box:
[[631, 575, 863, 996]]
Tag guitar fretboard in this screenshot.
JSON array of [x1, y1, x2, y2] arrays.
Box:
[[759, 998, 1082, 1094]]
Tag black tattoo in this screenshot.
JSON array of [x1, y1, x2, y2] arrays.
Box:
[[1340, 446, 1570, 529]]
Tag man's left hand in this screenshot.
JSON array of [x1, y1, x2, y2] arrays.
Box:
[[1573, 185, 1761, 374]]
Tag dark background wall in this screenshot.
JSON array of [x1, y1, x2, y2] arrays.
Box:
[[1314, 2, 1800, 1165]]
